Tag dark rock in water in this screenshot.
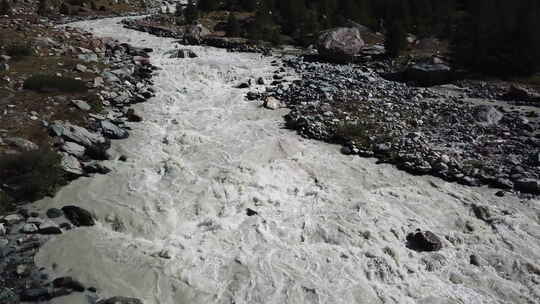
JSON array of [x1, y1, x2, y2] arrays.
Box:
[[52, 277, 85, 292], [495, 191, 506, 197], [256, 77, 265, 85], [61, 206, 95, 227], [83, 161, 111, 174], [100, 120, 129, 140], [20, 288, 50, 301], [405, 63, 453, 86], [119, 155, 128, 162], [183, 24, 210, 45], [514, 178, 540, 194], [51, 288, 72, 298], [126, 108, 143, 122], [246, 91, 259, 101], [236, 81, 251, 89], [246, 208, 258, 216], [39, 221, 62, 235], [316, 27, 365, 63], [406, 230, 442, 252], [471, 204, 492, 223], [46, 208, 63, 219], [469, 254, 481, 266], [59, 223, 72, 230], [97, 296, 143, 304], [168, 49, 197, 59]]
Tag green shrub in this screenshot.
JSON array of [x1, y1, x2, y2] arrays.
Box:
[[6, 43, 33, 60], [0, 148, 67, 201], [23, 74, 87, 93]]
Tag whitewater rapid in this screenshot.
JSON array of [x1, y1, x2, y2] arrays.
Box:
[[34, 17, 540, 304]]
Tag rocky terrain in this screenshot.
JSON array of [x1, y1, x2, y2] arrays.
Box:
[[252, 58, 540, 196]]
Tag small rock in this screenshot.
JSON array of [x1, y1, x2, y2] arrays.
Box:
[[46, 208, 63, 219], [75, 64, 87, 73], [470, 254, 482, 266], [20, 288, 50, 301], [97, 297, 143, 304], [495, 191, 505, 197], [39, 220, 62, 235], [71, 100, 91, 111], [61, 206, 95, 227], [0, 223, 6, 236], [406, 229, 442, 252], [0, 287, 20, 304], [61, 153, 84, 175], [3, 213, 24, 225], [126, 108, 143, 122], [246, 208, 258, 216], [100, 120, 129, 139], [20, 223, 38, 234], [263, 97, 283, 110], [52, 277, 85, 292], [61, 142, 86, 158], [158, 249, 171, 259]]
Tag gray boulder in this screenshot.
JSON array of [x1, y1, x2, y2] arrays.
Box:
[[99, 120, 129, 139], [61, 153, 84, 175], [405, 63, 453, 86], [50, 122, 107, 148], [473, 105, 503, 126], [316, 27, 365, 63], [61, 142, 86, 158], [61, 206, 95, 227], [97, 297, 143, 304]]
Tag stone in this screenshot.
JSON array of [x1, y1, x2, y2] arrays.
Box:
[[75, 64, 88, 73], [61, 206, 95, 227], [256, 77, 265, 85], [473, 105, 503, 126], [246, 208, 258, 216], [61, 153, 83, 175], [39, 220, 62, 234], [405, 63, 453, 86], [20, 223, 38, 233], [46, 208, 63, 219], [263, 97, 283, 110], [503, 84, 540, 102], [97, 296, 143, 304], [94, 77, 104, 87], [514, 178, 540, 194], [99, 120, 129, 139], [78, 53, 99, 62], [406, 229, 442, 252], [126, 108, 143, 122], [72, 100, 91, 111], [49, 122, 108, 149], [168, 48, 198, 59], [52, 277, 85, 292], [0, 223, 6, 236], [3, 214, 24, 225], [82, 161, 111, 174], [471, 204, 492, 223], [316, 27, 365, 63], [61, 142, 86, 158], [4, 137, 38, 151]]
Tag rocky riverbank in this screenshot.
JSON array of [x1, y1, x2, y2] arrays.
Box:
[[254, 57, 540, 195], [0, 21, 157, 304]]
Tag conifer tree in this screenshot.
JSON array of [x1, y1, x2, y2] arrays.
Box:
[[226, 13, 241, 36], [184, 0, 199, 24], [385, 21, 407, 58], [0, 0, 11, 15], [37, 0, 47, 16]]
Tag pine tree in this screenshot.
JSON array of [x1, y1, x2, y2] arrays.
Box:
[[0, 0, 11, 15], [184, 0, 199, 24], [385, 21, 407, 58], [198, 0, 219, 12], [37, 0, 47, 16], [226, 13, 241, 36], [60, 2, 70, 15]]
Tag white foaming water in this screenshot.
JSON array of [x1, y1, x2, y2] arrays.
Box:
[[34, 18, 540, 304]]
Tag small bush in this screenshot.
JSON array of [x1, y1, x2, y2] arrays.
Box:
[[6, 43, 33, 60], [0, 148, 67, 201], [24, 74, 87, 93]]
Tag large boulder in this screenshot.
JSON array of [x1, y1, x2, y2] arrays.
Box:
[[316, 27, 365, 63], [167, 49, 198, 59], [99, 120, 129, 140], [473, 105, 503, 126], [61, 206, 95, 227], [97, 297, 143, 304], [405, 63, 453, 86]]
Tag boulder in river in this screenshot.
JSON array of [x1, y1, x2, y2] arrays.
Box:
[[405, 63, 453, 86], [316, 27, 365, 63], [61, 206, 95, 227], [168, 49, 198, 59], [99, 120, 129, 140], [406, 229, 442, 251], [184, 24, 211, 45], [97, 297, 143, 304], [473, 105, 503, 126]]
